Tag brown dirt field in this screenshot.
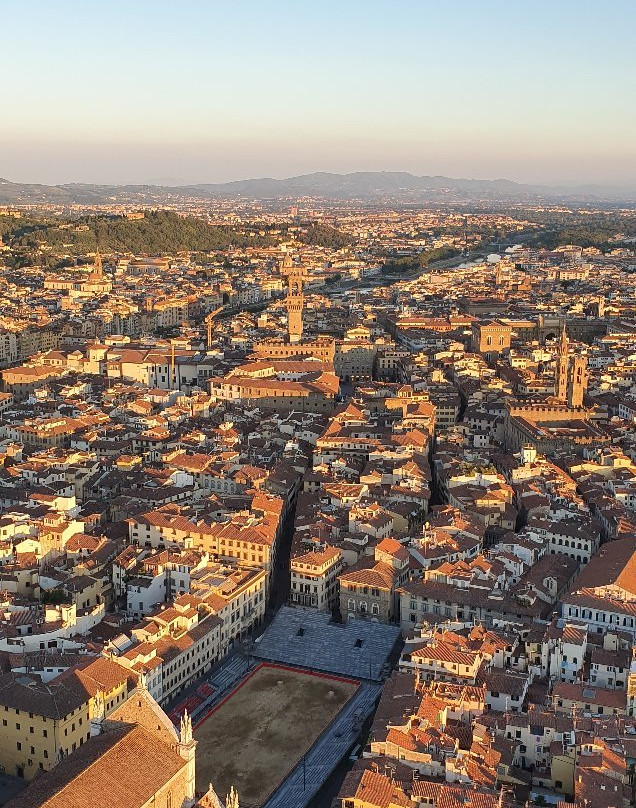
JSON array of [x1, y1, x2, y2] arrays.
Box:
[[194, 665, 358, 807]]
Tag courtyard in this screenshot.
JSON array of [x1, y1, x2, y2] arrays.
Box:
[[194, 663, 358, 807]]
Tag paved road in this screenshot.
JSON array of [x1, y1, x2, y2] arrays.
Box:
[[308, 756, 353, 808]]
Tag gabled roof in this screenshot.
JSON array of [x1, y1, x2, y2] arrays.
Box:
[[6, 725, 184, 808]]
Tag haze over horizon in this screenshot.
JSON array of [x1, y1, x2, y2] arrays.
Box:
[[2, 169, 636, 193], [2, 0, 635, 187]]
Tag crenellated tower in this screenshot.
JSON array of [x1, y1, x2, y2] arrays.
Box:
[[281, 252, 307, 343]]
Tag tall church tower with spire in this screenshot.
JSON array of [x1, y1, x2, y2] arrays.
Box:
[[281, 252, 307, 343], [555, 322, 569, 403]]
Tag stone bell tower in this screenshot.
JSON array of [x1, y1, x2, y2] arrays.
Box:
[[554, 322, 587, 409], [568, 353, 587, 409]]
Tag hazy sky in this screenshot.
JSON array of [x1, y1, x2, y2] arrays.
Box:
[[2, 0, 635, 186]]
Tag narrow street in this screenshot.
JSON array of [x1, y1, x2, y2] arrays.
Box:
[[267, 493, 298, 615], [164, 487, 300, 718]]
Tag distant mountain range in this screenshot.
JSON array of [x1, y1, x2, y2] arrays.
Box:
[[1, 171, 635, 205]]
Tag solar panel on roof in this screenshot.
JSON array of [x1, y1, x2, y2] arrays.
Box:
[[582, 688, 596, 698]]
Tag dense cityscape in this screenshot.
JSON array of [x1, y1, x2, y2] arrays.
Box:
[[0, 193, 633, 808], [3, 0, 636, 805]]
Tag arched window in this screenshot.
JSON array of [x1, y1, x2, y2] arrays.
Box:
[[166, 793, 172, 808]]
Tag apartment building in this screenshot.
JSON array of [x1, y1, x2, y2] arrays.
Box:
[[113, 596, 222, 705], [339, 539, 410, 623], [191, 563, 267, 654], [289, 546, 343, 611], [127, 500, 282, 582], [0, 656, 136, 781]]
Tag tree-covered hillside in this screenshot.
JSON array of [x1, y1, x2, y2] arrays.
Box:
[[500, 209, 636, 250], [382, 245, 462, 274], [297, 223, 355, 248], [0, 211, 275, 256]]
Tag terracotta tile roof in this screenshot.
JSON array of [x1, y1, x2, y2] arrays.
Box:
[[343, 767, 412, 807], [0, 672, 88, 719], [376, 537, 409, 560], [339, 558, 396, 589], [411, 641, 479, 668], [552, 681, 627, 710], [291, 546, 341, 567], [411, 780, 444, 799], [386, 727, 422, 752], [63, 656, 137, 696], [569, 536, 636, 595], [480, 669, 530, 697], [5, 725, 185, 808]]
